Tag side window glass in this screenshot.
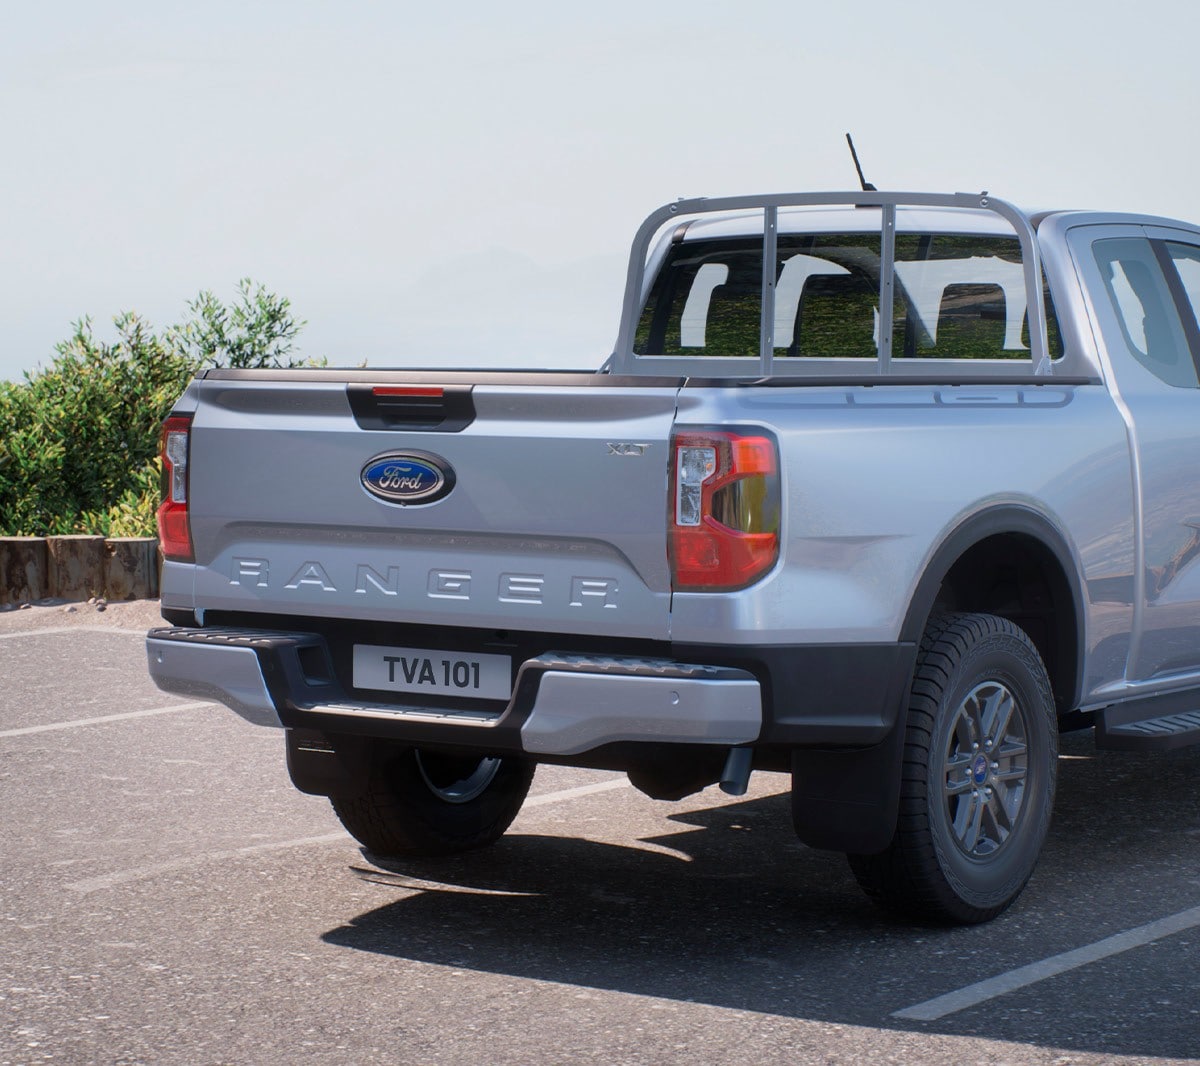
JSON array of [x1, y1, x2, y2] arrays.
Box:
[[1092, 238, 1198, 388], [1165, 242, 1200, 332]]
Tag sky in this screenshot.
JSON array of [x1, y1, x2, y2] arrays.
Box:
[[2, 0, 1198, 381]]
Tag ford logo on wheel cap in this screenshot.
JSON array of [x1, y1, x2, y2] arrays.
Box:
[[361, 452, 455, 505]]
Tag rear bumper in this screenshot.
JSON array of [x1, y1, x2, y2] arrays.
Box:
[[145, 628, 762, 756], [146, 629, 281, 727], [148, 622, 916, 853], [146, 623, 916, 754]]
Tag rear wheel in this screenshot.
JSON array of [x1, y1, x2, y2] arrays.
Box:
[[331, 747, 535, 858], [848, 612, 1057, 924]]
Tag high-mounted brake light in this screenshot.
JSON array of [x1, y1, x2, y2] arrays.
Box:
[[371, 386, 445, 398], [156, 414, 193, 562], [669, 429, 780, 591]]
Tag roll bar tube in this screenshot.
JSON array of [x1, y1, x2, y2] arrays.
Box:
[[609, 190, 1050, 377]]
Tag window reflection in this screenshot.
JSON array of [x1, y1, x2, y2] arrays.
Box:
[[634, 228, 1061, 361]]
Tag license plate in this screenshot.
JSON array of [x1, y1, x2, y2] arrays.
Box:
[[352, 644, 512, 701]]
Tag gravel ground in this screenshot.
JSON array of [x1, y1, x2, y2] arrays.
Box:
[[0, 597, 166, 634]]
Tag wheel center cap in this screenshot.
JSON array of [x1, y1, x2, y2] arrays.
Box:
[[971, 753, 989, 784]]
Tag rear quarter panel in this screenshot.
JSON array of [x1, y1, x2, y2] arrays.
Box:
[[670, 382, 1135, 700]]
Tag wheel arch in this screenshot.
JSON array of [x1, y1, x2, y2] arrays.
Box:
[[900, 505, 1086, 716]]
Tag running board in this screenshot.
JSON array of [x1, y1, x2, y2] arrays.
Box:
[[1095, 693, 1200, 752]]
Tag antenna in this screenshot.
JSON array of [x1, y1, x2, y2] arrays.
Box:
[[845, 133, 876, 192]]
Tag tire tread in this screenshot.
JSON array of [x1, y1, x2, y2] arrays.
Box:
[[848, 612, 1056, 924], [331, 751, 535, 858]]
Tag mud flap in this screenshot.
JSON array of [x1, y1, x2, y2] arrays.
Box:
[[790, 716, 907, 855], [285, 730, 373, 798]]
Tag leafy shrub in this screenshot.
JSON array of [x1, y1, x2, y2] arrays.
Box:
[[0, 280, 309, 537]]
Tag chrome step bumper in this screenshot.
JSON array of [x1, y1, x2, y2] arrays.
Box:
[[145, 627, 762, 756]]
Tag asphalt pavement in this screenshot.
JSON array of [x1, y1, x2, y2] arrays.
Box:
[[2, 601, 1199, 1065]]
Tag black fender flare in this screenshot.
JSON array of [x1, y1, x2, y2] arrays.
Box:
[[900, 503, 1087, 711]]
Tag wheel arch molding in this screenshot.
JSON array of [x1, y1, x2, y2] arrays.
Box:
[[900, 504, 1087, 716]]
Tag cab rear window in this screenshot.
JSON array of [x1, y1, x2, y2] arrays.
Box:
[[634, 233, 1062, 361]]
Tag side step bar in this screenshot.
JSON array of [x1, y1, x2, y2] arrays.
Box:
[[1095, 691, 1200, 752]]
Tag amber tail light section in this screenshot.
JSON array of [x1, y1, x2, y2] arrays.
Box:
[[669, 428, 780, 591]]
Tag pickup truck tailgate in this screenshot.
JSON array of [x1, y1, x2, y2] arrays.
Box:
[[182, 374, 680, 640]]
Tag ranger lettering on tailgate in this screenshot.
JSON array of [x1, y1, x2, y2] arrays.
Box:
[[229, 557, 620, 608]]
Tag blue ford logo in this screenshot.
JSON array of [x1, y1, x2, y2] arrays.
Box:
[[361, 452, 455, 505], [972, 753, 989, 784]]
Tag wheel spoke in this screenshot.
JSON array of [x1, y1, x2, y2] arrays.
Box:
[[946, 776, 975, 796], [964, 792, 985, 852], [993, 765, 1027, 784], [950, 712, 975, 759], [963, 693, 986, 744], [980, 795, 1006, 846], [945, 751, 974, 795], [989, 784, 1015, 834], [996, 739, 1026, 760], [953, 789, 985, 851], [982, 686, 1016, 746]]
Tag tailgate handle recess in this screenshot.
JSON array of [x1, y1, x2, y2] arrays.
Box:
[[348, 384, 475, 432]]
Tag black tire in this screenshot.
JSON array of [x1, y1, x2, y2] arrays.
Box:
[[848, 612, 1057, 924], [330, 748, 535, 858]]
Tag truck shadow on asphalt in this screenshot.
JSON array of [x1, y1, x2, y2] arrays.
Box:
[[321, 735, 1200, 1060]]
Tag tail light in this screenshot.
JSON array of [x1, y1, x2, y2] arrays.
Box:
[[156, 414, 193, 562], [669, 428, 780, 591]]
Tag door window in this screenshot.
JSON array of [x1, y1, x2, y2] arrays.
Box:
[[1092, 237, 1199, 388], [1165, 242, 1200, 333]]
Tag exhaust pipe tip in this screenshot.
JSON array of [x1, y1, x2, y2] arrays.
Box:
[[719, 747, 753, 796]]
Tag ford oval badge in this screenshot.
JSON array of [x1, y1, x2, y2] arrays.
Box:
[[360, 452, 455, 505]]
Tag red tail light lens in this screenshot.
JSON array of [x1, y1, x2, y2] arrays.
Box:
[[669, 429, 780, 591], [156, 414, 193, 562]]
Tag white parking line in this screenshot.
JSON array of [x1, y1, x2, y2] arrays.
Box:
[[65, 778, 632, 895], [67, 834, 351, 895], [0, 701, 211, 738], [893, 903, 1200, 1021], [524, 778, 630, 806], [0, 625, 148, 640]]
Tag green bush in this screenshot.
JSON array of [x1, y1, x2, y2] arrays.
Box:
[[0, 280, 309, 537]]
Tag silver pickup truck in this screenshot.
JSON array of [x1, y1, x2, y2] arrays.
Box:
[[146, 190, 1200, 924]]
